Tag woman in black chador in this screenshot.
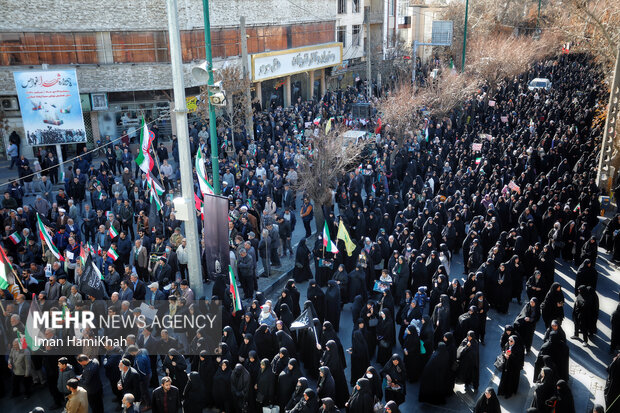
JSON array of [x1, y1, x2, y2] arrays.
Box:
[[320, 340, 350, 407], [418, 342, 452, 404], [497, 335, 525, 398], [349, 329, 370, 386]]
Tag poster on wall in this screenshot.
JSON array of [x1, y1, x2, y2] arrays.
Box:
[[13, 69, 86, 146]]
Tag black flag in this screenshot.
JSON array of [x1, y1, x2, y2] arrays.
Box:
[[203, 194, 230, 277], [78, 255, 104, 300], [290, 307, 313, 331]]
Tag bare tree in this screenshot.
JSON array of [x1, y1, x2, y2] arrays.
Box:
[[417, 70, 482, 118], [295, 125, 369, 230], [378, 71, 479, 144], [197, 64, 251, 149], [377, 81, 420, 143], [547, 0, 619, 68], [465, 32, 557, 95]]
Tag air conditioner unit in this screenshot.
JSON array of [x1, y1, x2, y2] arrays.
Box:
[[1, 98, 19, 111]]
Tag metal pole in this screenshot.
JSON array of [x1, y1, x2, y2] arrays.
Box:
[[240, 16, 254, 141], [536, 0, 542, 30], [596, 47, 620, 190], [365, 7, 372, 98], [201, 0, 221, 194], [461, 0, 469, 72], [411, 41, 418, 85], [165, 0, 204, 299]]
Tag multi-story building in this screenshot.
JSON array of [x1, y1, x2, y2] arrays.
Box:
[[0, 0, 342, 157]]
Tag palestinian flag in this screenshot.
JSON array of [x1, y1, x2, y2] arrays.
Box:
[[149, 183, 163, 211], [107, 247, 119, 261], [0, 245, 15, 290], [229, 265, 242, 314], [108, 225, 119, 239], [17, 330, 28, 350], [25, 293, 44, 351], [79, 245, 88, 266], [146, 174, 165, 196], [8, 231, 22, 245], [195, 148, 215, 196], [135, 118, 155, 174], [36, 213, 64, 261], [195, 194, 204, 220], [322, 221, 339, 254]]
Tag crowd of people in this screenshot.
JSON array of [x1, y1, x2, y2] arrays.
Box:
[[0, 51, 619, 413]]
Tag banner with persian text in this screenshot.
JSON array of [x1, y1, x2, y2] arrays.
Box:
[[13, 69, 86, 146]]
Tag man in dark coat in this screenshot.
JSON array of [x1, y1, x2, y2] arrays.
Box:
[[77, 354, 104, 413], [152, 376, 181, 413], [118, 358, 142, 403]]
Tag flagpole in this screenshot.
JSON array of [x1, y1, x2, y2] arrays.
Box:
[[0, 245, 25, 291], [11, 265, 26, 292]]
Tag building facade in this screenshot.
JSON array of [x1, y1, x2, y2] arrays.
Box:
[[0, 0, 340, 157]]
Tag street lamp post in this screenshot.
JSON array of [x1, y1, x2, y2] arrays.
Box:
[[165, 0, 204, 298], [201, 0, 221, 195], [461, 0, 469, 72]]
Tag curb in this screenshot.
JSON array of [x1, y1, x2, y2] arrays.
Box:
[[258, 232, 317, 299]]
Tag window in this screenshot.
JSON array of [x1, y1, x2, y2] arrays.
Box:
[[338, 0, 346, 14], [352, 25, 361, 46], [337, 26, 347, 47], [352, 0, 360, 13], [389, 0, 395, 16]]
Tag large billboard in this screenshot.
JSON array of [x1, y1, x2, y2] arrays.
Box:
[[202, 194, 230, 277], [13, 69, 87, 146]]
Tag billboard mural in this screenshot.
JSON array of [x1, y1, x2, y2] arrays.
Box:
[[13, 69, 86, 146]]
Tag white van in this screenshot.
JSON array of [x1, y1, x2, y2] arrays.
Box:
[[528, 78, 552, 91]]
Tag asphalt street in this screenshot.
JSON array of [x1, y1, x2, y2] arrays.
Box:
[[0, 149, 617, 412]]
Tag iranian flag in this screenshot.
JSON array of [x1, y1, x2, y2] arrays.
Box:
[[107, 247, 119, 261], [25, 293, 45, 351], [0, 246, 15, 290], [475, 157, 482, 165], [229, 265, 242, 314], [108, 225, 119, 239], [135, 118, 155, 174], [195, 148, 214, 196], [322, 221, 339, 254], [36, 213, 64, 261], [8, 231, 22, 245]]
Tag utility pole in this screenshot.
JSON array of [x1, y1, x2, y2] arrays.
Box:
[[365, 6, 372, 98], [165, 0, 204, 298], [536, 0, 542, 29], [240, 16, 254, 141], [461, 0, 469, 72], [201, 0, 221, 194], [596, 46, 620, 191]]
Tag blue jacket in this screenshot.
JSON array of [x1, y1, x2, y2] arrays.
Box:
[[133, 350, 151, 377]]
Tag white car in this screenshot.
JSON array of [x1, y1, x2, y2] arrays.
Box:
[[528, 78, 552, 91]]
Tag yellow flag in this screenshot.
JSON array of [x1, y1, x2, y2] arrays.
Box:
[[325, 117, 333, 135], [337, 220, 356, 256]]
